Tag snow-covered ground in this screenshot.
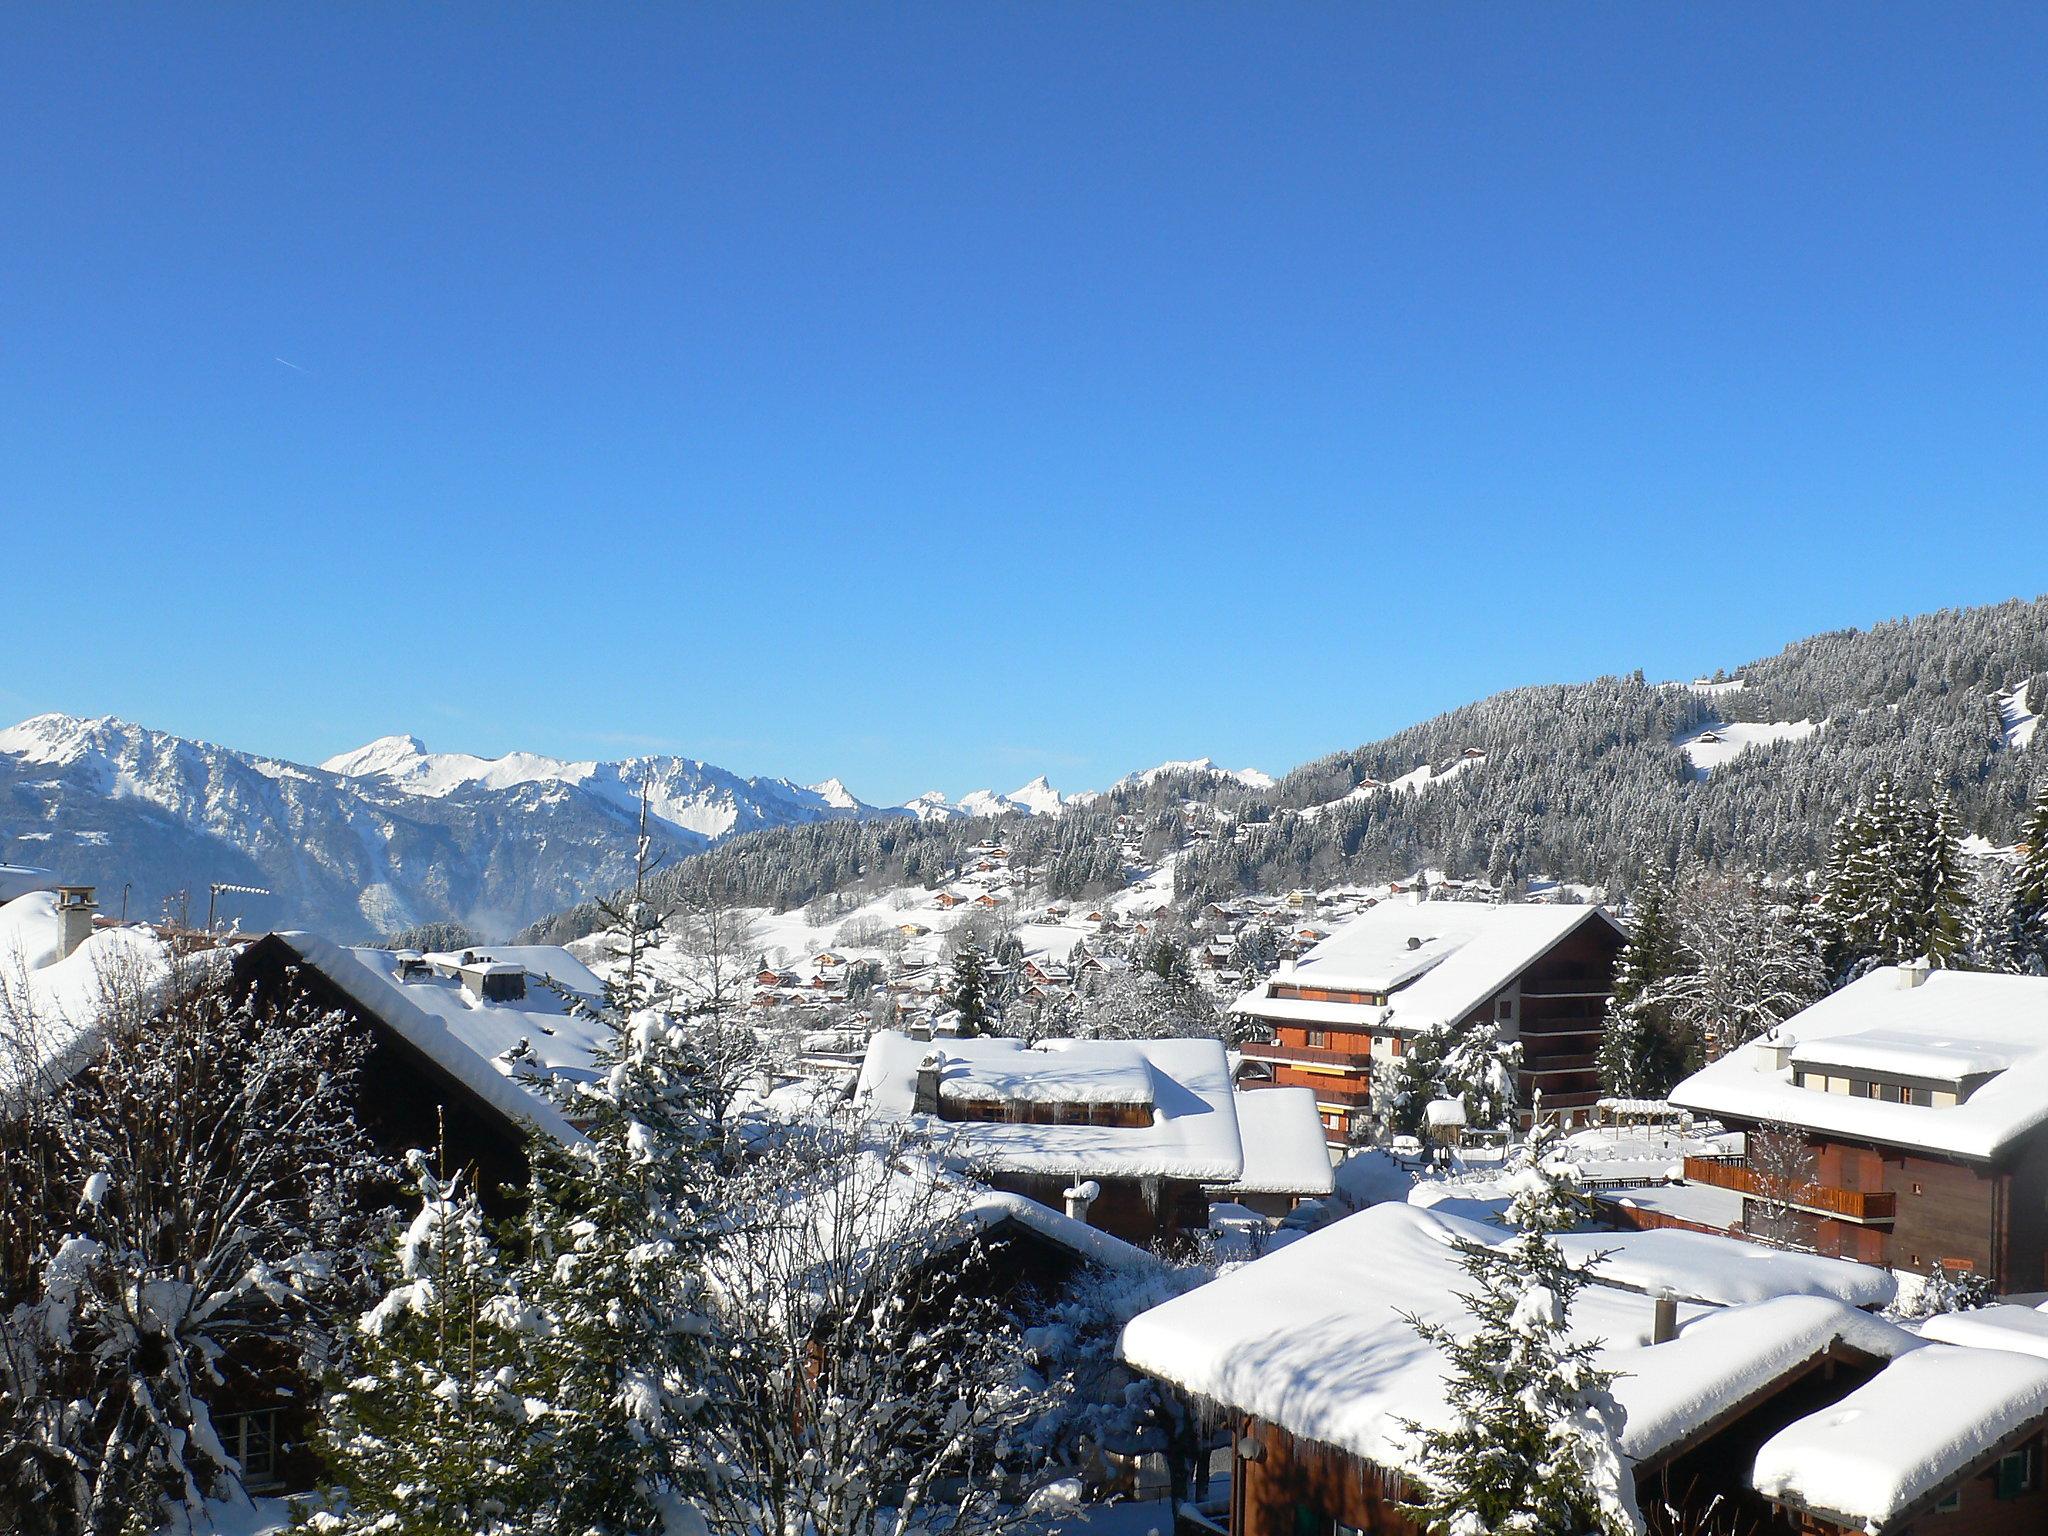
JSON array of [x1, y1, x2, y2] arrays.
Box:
[[1999, 679, 2041, 750], [1673, 717, 1820, 773]]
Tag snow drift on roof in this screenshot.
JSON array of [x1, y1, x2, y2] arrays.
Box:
[[1117, 1202, 1909, 1474], [1751, 1342, 2048, 1530], [1217, 1087, 1336, 1197]]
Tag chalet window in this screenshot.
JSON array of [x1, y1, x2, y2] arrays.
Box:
[[1995, 1444, 2038, 1499], [1307, 1030, 1328, 1049], [1934, 1490, 1961, 1512], [1495, 997, 1513, 1022], [217, 1409, 281, 1490]]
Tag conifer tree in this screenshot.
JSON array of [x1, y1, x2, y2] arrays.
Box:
[[1822, 782, 1971, 975], [2013, 786, 2048, 971], [944, 940, 993, 1036], [1399, 1124, 1643, 1536], [512, 1005, 722, 1536], [1437, 1020, 1522, 1132], [1598, 879, 1690, 1099], [307, 1154, 534, 1536], [1378, 1023, 1450, 1140]]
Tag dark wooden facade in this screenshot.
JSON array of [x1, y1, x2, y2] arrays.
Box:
[[1686, 1116, 2048, 1293], [233, 935, 541, 1210]]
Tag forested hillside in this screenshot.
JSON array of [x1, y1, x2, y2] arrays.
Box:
[[527, 597, 2048, 940], [1185, 598, 2048, 899]]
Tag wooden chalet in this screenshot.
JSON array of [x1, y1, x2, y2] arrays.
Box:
[[1232, 900, 1626, 1146], [854, 1031, 1244, 1248], [1669, 966, 2048, 1291]]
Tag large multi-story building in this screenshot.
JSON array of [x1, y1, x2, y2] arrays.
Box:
[[1230, 898, 1627, 1144], [1668, 963, 2048, 1292]]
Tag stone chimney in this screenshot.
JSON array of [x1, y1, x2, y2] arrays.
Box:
[[1652, 1292, 1678, 1345], [914, 1051, 943, 1115], [55, 886, 97, 960], [1063, 1179, 1101, 1224]]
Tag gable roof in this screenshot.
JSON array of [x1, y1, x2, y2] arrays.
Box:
[[1119, 1201, 1913, 1478], [1233, 901, 1624, 1033], [1751, 1342, 2048, 1531], [1669, 966, 2048, 1161], [266, 932, 594, 1146]]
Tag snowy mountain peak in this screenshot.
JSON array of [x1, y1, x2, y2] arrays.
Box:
[[0, 712, 132, 766], [320, 734, 431, 777], [809, 777, 860, 810], [1005, 775, 1065, 815]]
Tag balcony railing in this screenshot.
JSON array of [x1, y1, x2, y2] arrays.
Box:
[[1238, 1040, 1375, 1071], [1682, 1156, 1897, 1223]]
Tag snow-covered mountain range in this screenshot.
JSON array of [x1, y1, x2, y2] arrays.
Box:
[[0, 714, 1197, 941]]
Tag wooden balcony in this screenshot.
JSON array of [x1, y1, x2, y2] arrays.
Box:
[[1238, 1040, 1374, 1071], [1682, 1156, 1897, 1223]]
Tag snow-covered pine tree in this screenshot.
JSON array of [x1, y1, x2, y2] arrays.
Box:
[[1598, 878, 1692, 1100], [306, 1153, 535, 1536], [1911, 793, 1971, 968], [1378, 1022, 1450, 1141], [1399, 1123, 1643, 1536], [2013, 786, 2048, 972], [0, 966, 382, 1536], [595, 778, 668, 1017], [1436, 1020, 1522, 1133], [1227, 922, 1281, 983], [509, 1002, 724, 1536], [1822, 782, 1971, 976], [944, 939, 993, 1037], [504, 825, 733, 1536]]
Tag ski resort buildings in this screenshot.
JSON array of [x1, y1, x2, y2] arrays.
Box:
[[1230, 900, 1627, 1145], [1667, 964, 2048, 1293]]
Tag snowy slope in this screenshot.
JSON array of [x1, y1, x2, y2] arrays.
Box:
[[1673, 717, 1820, 774]]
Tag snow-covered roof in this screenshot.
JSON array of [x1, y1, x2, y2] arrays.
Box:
[[1751, 1342, 2048, 1530], [1215, 1088, 1335, 1197], [1118, 1202, 1913, 1476], [1917, 1303, 2048, 1360], [270, 933, 595, 1146], [1551, 1227, 1895, 1310], [856, 1030, 1243, 1183], [936, 1042, 1156, 1107], [1670, 967, 2048, 1161], [1233, 901, 1623, 1033], [1788, 1027, 2023, 1084], [0, 901, 179, 1100]]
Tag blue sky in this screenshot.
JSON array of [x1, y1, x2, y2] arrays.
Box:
[[5, 5, 2046, 804]]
